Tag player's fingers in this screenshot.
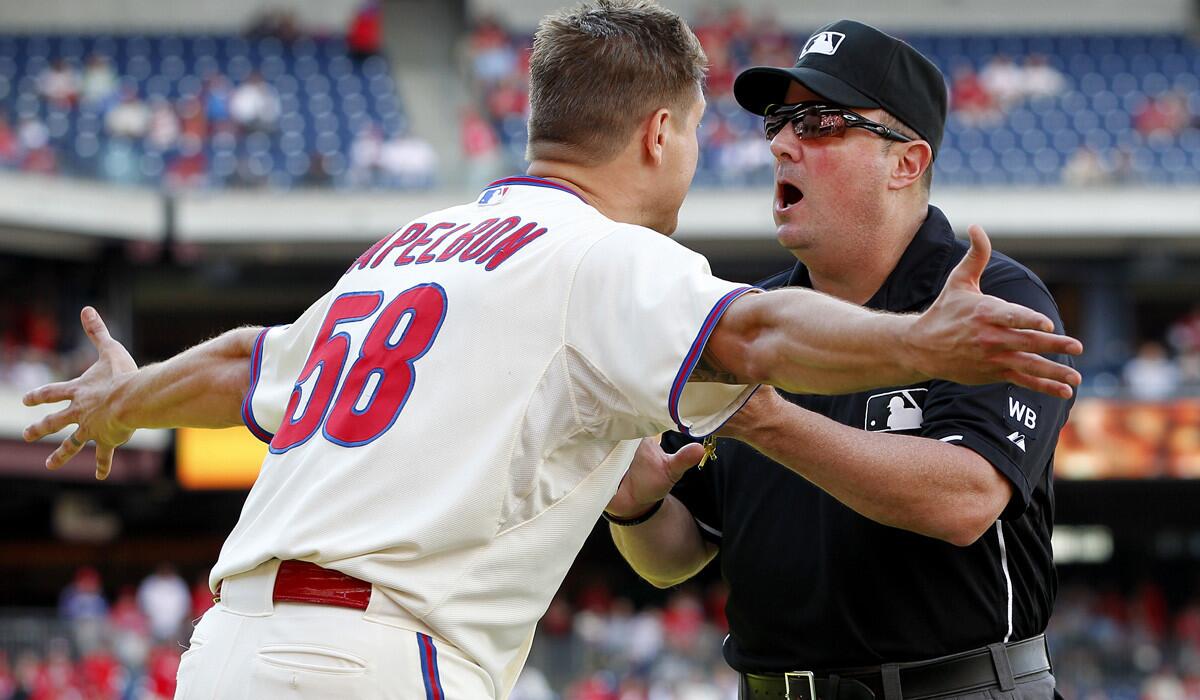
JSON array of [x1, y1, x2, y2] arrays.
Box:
[[95, 444, 115, 481], [81, 306, 115, 351], [975, 298, 1056, 334], [947, 224, 992, 290], [22, 380, 75, 407], [996, 351, 1082, 389], [666, 442, 707, 481], [1002, 370, 1075, 400], [22, 406, 80, 443], [46, 431, 87, 471], [992, 327, 1083, 356]]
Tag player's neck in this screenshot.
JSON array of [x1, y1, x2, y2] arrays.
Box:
[[526, 160, 656, 231]]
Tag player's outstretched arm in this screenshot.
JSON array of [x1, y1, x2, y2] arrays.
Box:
[[21, 306, 261, 479], [698, 225, 1082, 398]]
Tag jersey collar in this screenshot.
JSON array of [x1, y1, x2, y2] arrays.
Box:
[[482, 176, 588, 204]]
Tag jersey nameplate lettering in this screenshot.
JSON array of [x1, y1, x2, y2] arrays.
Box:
[[348, 216, 548, 273]]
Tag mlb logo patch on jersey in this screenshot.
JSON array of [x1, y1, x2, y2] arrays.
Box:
[[477, 186, 510, 206], [800, 31, 846, 58], [864, 388, 927, 432]]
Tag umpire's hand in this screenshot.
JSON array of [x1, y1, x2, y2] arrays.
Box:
[[605, 437, 705, 520]]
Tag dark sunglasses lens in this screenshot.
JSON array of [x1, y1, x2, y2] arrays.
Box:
[[764, 106, 793, 140], [802, 113, 846, 139], [764, 107, 848, 141]]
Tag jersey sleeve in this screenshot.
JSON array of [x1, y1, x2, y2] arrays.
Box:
[[564, 227, 758, 441], [918, 273, 1075, 519], [241, 290, 336, 443]]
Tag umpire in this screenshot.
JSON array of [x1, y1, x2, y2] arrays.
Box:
[[606, 20, 1076, 700]]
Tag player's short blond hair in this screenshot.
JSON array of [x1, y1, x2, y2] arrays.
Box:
[[526, 0, 707, 165]]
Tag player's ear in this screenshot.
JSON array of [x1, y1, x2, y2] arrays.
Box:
[[642, 108, 670, 167], [889, 139, 932, 192]]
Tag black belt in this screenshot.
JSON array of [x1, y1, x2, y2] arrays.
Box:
[[741, 635, 1052, 700]]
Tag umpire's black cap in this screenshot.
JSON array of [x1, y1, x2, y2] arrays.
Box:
[[733, 19, 948, 157]]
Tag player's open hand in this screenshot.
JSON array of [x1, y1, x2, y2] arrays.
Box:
[[21, 306, 137, 480], [910, 225, 1083, 398], [605, 437, 705, 520]]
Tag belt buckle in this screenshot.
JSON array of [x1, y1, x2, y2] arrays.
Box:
[[785, 671, 817, 700]]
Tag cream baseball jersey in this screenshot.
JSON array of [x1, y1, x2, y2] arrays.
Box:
[[212, 176, 756, 697]]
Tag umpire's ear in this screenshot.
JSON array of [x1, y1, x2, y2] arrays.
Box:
[[887, 137, 933, 193]]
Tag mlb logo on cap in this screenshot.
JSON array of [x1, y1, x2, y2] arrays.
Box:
[[800, 31, 845, 58], [733, 19, 948, 156]]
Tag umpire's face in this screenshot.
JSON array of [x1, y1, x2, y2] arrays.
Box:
[[769, 82, 900, 265]]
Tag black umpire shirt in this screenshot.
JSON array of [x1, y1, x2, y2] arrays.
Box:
[[667, 205, 1075, 673]]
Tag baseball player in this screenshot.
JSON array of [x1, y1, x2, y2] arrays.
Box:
[[21, 3, 1081, 698]]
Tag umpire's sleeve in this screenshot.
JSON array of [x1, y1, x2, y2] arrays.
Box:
[[919, 272, 1075, 519]]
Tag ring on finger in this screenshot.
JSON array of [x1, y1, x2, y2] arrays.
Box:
[[69, 435, 85, 448]]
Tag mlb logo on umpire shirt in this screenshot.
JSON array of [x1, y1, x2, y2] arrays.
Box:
[[800, 31, 846, 58], [864, 388, 927, 432]]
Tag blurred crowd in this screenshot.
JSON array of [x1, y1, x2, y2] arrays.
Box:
[[511, 579, 1200, 700], [0, 50, 287, 188], [2, 9, 1198, 190], [950, 54, 1068, 125], [0, 304, 72, 392], [1054, 304, 1200, 480], [0, 1, 435, 191], [461, 10, 1199, 189], [460, 9, 785, 187], [1050, 581, 1200, 700], [1100, 306, 1200, 401], [2, 568, 1189, 700], [0, 565, 209, 699]]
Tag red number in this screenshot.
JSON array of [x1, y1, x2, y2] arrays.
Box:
[[269, 284, 447, 452], [324, 285, 447, 445]]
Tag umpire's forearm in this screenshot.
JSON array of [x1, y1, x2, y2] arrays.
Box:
[[113, 327, 262, 431], [730, 397, 1011, 546], [609, 496, 717, 589]]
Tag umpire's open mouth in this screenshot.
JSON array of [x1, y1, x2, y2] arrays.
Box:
[[776, 181, 804, 211]]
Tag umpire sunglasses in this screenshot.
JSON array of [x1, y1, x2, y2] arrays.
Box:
[[763, 101, 915, 144]]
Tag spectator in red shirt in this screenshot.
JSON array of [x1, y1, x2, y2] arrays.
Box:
[[79, 643, 123, 699], [951, 63, 1000, 125], [348, 1, 382, 60], [144, 645, 181, 700], [0, 109, 19, 167], [1135, 92, 1189, 137]]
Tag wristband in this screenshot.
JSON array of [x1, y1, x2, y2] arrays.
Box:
[[602, 499, 664, 526]]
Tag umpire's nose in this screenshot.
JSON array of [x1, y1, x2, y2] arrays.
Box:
[[770, 123, 806, 164]]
